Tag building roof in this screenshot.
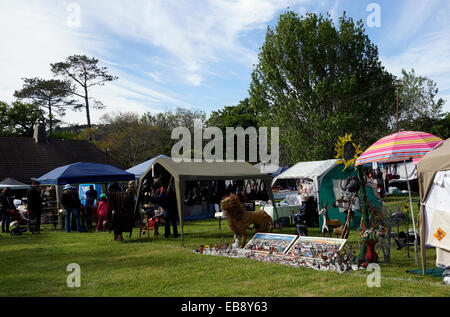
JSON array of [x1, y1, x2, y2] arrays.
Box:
[[0, 137, 124, 184]]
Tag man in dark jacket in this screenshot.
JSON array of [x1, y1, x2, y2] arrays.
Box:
[[150, 181, 179, 238], [0, 187, 16, 233], [61, 184, 83, 233], [84, 185, 98, 229], [27, 181, 43, 232]]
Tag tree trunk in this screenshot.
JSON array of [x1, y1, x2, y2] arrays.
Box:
[[384, 216, 392, 263], [84, 84, 92, 141], [48, 100, 53, 138], [357, 165, 369, 263]]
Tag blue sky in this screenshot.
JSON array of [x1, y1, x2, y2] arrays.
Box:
[[1, 0, 449, 125]]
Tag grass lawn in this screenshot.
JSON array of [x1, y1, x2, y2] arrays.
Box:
[[0, 195, 449, 297]]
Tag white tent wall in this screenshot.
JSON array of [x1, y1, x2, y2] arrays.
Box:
[[422, 170, 450, 268], [389, 161, 417, 181]]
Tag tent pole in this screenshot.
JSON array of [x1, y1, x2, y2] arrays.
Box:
[[264, 178, 280, 232], [404, 160, 418, 265], [420, 202, 427, 275]]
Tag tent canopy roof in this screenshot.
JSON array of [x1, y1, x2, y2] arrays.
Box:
[[126, 155, 168, 179], [141, 156, 272, 182], [418, 138, 450, 201], [272, 159, 337, 185], [37, 162, 135, 185], [0, 177, 30, 189]]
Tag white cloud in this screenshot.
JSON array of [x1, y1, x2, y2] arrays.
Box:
[[383, 0, 445, 44], [0, 0, 192, 125], [381, 28, 450, 111], [77, 0, 311, 86]]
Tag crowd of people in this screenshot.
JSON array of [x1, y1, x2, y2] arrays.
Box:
[[0, 180, 141, 241]]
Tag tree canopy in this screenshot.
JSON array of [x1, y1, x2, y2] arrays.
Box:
[[249, 11, 397, 163], [0, 101, 43, 137], [51, 55, 118, 133], [13, 78, 75, 136]]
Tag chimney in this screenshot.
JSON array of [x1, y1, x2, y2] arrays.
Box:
[[33, 123, 47, 143]]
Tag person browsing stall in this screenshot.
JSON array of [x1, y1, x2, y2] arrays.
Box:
[[0, 187, 16, 233], [61, 184, 83, 233], [96, 194, 109, 232], [26, 180, 43, 232]]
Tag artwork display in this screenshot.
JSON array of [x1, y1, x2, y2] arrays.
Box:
[[284, 236, 349, 270], [244, 233, 297, 255], [195, 234, 359, 273]]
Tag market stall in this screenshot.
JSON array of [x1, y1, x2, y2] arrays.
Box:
[[417, 138, 450, 274], [356, 131, 443, 263], [134, 156, 279, 246], [271, 159, 371, 229], [0, 177, 30, 189], [36, 162, 135, 230]]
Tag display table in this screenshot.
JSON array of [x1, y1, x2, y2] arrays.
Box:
[[273, 190, 299, 200], [262, 205, 301, 222]]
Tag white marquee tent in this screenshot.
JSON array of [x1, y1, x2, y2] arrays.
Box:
[[272, 159, 337, 195]]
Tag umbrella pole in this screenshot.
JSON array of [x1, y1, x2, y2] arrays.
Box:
[[404, 160, 418, 265]]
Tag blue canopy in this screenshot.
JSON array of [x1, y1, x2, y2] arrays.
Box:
[[37, 162, 135, 185], [126, 155, 168, 179], [271, 166, 290, 177]]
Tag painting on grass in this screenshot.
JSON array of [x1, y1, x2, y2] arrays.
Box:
[[244, 233, 298, 255], [285, 236, 347, 266]]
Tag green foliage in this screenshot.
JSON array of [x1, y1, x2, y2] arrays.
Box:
[[51, 129, 78, 140], [206, 98, 258, 129], [0, 101, 44, 137], [144, 107, 207, 157], [397, 68, 447, 134], [249, 11, 397, 163], [76, 108, 206, 168], [14, 77, 76, 136], [431, 112, 450, 140]]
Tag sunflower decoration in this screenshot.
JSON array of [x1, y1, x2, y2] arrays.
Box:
[[335, 133, 363, 171], [402, 202, 409, 213]]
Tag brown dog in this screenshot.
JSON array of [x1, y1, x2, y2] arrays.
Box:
[[220, 194, 274, 248]]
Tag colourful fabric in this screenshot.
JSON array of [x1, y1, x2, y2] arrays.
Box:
[[355, 131, 442, 166], [97, 201, 109, 217]]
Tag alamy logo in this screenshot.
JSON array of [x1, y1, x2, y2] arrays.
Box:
[[171, 122, 279, 171], [66, 3, 82, 28], [366, 263, 381, 288], [366, 3, 381, 28], [66, 263, 81, 288]]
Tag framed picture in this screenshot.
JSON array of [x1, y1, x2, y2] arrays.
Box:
[[285, 236, 347, 260], [244, 233, 298, 255]]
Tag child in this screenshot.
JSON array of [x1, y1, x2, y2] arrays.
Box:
[[96, 194, 109, 232]]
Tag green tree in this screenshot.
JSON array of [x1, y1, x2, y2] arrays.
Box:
[[0, 101, 44, 137], [145, 107, 206, 156], [431, 113, 450, 140], [397, 68, 446, 133], [13, 78, 75, 136], [84, 112, 162, 168], [207, 98, 258, 129], [51, 55, 118, 136], [249, 11, 396, 163]]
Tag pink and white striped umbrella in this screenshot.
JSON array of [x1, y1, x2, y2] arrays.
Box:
[[355, 131, 442, 166]]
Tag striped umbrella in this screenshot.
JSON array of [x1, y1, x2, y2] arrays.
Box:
[[355, 131, 442, 166]]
